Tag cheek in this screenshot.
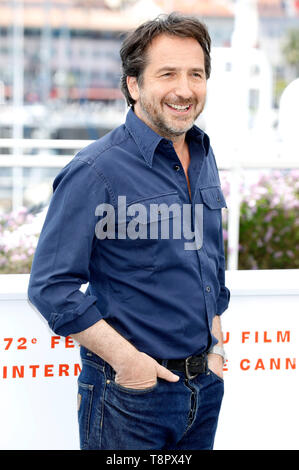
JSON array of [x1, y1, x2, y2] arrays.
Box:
[[197, 83, 207, 99]]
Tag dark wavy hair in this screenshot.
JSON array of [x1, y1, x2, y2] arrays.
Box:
[[119, 12, 211, 107]]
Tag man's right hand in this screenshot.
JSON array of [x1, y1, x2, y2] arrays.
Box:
[[72, 319, 180, 390], [114, 351, 180, 390]]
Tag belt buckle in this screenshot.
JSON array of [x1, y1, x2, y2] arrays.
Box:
[[184, 356, 199, 380]]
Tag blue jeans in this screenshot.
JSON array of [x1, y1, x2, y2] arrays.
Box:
[[77, 346, 224, 450]]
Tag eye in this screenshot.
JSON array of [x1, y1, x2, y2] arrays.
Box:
[[161, 72, 174, 78]]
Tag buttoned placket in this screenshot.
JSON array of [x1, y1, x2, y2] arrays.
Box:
[[164, 140, 213, 332]]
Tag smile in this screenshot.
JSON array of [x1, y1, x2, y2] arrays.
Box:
[[165, 103, 192, 113]]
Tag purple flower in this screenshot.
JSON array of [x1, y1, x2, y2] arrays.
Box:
[[264, 226, 274, 243]]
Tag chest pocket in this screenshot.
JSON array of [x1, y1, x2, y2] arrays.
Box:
[[120, 192, 181, 270], [200, 186, 227, 242], [200, 186, 227, 210]]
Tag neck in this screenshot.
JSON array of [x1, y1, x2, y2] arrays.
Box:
[[172, 135, 187, 157]]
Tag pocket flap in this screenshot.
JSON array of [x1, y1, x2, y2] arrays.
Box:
[[200, 187, 227, 209], [126, 192, 181, 224]]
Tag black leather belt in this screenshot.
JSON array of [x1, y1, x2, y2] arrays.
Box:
[[157, 353, 207, 380]]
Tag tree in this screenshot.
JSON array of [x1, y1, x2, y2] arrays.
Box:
[[282, 28, 299, 76]]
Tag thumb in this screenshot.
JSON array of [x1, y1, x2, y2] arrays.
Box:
[[156, 363, 180, 382]]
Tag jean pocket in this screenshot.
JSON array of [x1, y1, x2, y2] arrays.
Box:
[[77, 381, 94, 448], [208, 368, 224, 384], [110, 379, 158, 395]]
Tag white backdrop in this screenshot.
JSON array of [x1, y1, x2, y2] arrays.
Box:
[[0, 270, 298, 450]]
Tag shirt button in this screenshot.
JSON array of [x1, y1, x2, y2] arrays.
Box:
[[173, 164, 181, 171], [206, 286, 211, 293]]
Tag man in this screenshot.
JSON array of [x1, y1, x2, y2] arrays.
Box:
[[28, 13, 230, 450]]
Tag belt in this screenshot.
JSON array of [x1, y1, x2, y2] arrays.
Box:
[[157, 353, 207, 380]]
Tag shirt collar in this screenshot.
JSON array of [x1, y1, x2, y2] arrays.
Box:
[[125, 107, 210, 167]]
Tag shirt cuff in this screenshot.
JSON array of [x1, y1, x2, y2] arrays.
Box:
[[49, 296, 103, 336]]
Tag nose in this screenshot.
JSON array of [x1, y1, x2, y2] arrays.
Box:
[[174, 74, 193, 100]]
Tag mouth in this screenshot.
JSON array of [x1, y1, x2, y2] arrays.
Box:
[[165, 103, 193, 114]]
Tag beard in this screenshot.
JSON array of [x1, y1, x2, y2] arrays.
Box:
[[138, 92, 205, 140]]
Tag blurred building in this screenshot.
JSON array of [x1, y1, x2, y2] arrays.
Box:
[[0, 0, 298, 211], [0, 1, 298, 117]]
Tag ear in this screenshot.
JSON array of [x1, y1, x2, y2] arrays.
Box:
[[126, 76, 140, 102]]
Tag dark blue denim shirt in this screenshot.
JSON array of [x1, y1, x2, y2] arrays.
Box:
[[28, 108, 230, 360]]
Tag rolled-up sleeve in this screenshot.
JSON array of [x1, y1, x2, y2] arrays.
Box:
[[28, 158, 109, 336]]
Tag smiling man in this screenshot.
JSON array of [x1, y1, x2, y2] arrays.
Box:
[[129, 35, 207, 139], [28, 13, 230, 450]]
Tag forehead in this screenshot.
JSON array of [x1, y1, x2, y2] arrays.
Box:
[[145, 34, 205, 70]]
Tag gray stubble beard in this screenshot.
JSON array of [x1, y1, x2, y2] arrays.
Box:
[[138, 93, 204, 140]]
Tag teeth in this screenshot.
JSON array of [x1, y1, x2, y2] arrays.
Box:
[[168, 104, 190, 110]]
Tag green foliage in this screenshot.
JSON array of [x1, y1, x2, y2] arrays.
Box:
[[221, 169, 299, 270], [0, 208, 40, 274], [282, 28, 299, 73]]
